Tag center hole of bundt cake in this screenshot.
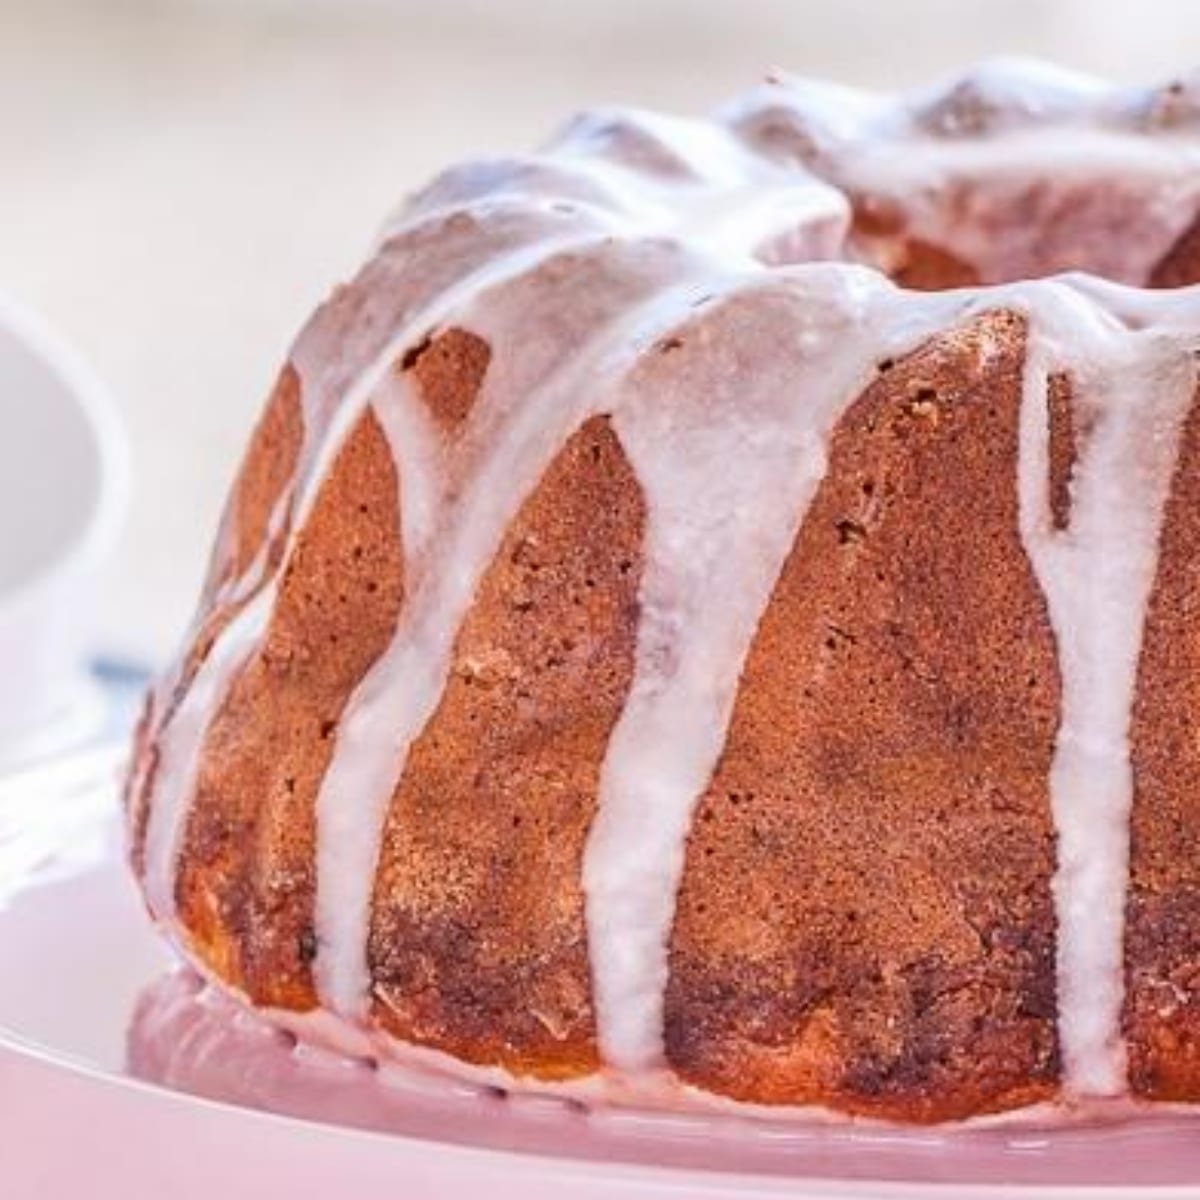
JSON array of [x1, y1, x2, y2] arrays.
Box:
[[845, 181, 1200, 292]]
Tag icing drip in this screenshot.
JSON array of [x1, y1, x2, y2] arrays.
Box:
[[142, 584, 276, 918], [1012, 280, 1198, 1095], [586, 268, 931, 1076]]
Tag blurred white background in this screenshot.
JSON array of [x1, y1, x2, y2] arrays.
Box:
[[2, 0, 1198, 662]]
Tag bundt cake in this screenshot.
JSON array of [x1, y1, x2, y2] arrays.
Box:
[[127, 60, 1200, 1125]]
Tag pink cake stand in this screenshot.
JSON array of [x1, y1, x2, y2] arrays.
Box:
[[4, 746, 1200, 1200]]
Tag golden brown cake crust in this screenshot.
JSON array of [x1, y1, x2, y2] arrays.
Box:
[[665, 312, 1062, 1122], [1125, 385, 1200, 1099], [850, 199, 982, 292], [368, 415, 645, 1078], [890, 239, 982, 292], [1151, 212, 1200, 288], [400, 327, 491, 430], [1046, 373, 1078, 533], [175, 409, 405, 1008]]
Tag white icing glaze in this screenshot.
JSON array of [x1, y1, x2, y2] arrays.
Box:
[[137, 61, 1200, 1114], [1012, 280, 1198, 1095]]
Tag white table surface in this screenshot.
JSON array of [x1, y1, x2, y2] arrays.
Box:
[[1, 0, 1196, 663]]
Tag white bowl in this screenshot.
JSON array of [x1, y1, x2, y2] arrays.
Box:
[[0, 294, 128, 760]]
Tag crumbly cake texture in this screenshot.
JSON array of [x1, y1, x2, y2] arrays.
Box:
[[127, 59, 1200, 1123]]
